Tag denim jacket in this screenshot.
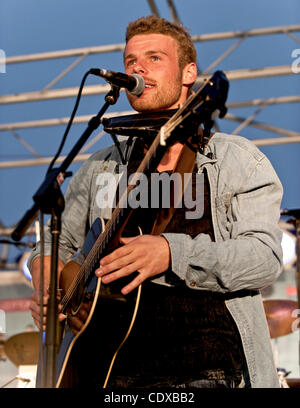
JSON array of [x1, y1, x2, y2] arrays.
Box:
[[28, 132, 283, 388]]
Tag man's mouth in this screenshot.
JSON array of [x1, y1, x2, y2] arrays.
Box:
[[144, 82, 155, 89]]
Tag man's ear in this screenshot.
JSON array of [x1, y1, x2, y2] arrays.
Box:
[[182, 62, 197, 86]]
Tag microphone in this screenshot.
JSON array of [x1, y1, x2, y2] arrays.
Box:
[[90, 68, 145, 96]]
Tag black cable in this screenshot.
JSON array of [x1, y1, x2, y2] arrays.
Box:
[[0, 239, 34, 248], [47, 70, 92, 174]]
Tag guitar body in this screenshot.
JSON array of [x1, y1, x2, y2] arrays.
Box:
[[37, 217, 142, 388], [57, 276, 140, 388]]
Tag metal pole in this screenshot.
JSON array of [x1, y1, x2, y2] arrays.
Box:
[[4, 25, 300, 65], [0, 66, 296, 105]]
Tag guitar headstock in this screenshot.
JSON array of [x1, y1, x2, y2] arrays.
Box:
[[159, 70, 229, 146], [199, 70, 229, 119]]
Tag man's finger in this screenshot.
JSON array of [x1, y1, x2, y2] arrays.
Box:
[[31, 291, 49, 305], [119, 236, 138, 245], [121, 272, 144, 295]]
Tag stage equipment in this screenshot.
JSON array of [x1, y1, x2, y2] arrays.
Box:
[[0, 331, 39, 388], [263, 299, 298, 338]]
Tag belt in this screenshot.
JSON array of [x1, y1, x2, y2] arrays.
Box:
[[146, 281, 259, 300]]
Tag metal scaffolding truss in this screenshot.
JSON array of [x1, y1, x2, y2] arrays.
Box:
[[0, 18, 300, 171], [0, 13, 299, 169]]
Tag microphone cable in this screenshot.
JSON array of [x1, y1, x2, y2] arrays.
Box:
[[47, 69, 94, 174]]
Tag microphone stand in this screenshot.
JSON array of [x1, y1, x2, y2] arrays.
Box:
[[11, 85, 120, 388]]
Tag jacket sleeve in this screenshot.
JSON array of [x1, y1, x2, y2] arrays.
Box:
[[162, 154, 283, 293], [27, 159, 96, 270], [27, 139, 135, 272]]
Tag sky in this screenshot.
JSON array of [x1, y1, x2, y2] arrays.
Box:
[[0, 0, 299, 265]]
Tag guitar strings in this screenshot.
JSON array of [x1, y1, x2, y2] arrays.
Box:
[[59, 205, 124, 311]]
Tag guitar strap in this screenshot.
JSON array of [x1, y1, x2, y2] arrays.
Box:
[[150, 139, 197, 235]]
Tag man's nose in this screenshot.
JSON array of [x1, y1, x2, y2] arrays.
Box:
[[132, 61, 147, 75]]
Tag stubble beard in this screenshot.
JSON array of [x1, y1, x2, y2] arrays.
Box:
[[127, 72, 183, 113]]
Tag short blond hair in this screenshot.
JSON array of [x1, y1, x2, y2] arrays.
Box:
[[125, 15, 197, 71]]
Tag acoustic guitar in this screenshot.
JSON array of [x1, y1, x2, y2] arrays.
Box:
[[36, 71, 229, 388]]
